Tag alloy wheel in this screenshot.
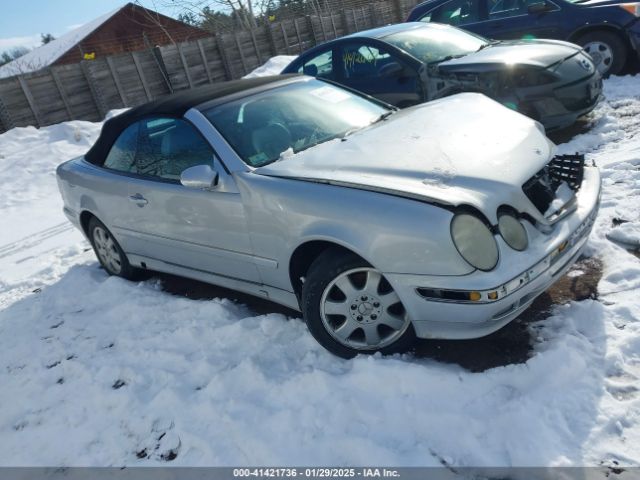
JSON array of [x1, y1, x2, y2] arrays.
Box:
[[92, 226, 123, 274], [320, 267, 409, 350]]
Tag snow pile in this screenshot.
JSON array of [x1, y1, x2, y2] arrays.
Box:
[[0, 120, 101, 292], [243, 55, 296, 78], [0, 75, 638, 467]]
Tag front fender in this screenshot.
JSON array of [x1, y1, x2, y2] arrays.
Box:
[[238, 173, 474, 292]]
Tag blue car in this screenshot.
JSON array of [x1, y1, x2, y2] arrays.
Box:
[[406, 0, 640, 75]]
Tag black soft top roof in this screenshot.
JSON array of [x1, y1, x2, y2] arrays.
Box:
[[84, 74, 299, 165]]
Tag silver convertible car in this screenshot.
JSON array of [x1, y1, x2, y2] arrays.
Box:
[[56, 75, 601, 358]]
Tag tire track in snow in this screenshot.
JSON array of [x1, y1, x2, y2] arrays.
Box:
[[0, 223, 74, 260]]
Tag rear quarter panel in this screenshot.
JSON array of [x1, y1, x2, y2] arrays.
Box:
[[56, 158, 133, 249]]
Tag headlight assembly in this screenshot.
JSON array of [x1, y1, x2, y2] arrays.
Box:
[[498, 213, 528, 251], [451, 213, 499, 271], [620, 3, 640, 16]]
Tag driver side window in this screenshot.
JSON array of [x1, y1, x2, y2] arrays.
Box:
[[297, 49, 334, 80], [488, 0, 555, 19], [419, 0, 481, 25], [135, 117, 214, 181], [341, 43, 395, 79]]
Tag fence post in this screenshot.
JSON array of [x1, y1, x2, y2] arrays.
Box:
[[152, 46, 174, 93], [106, 56, 129, 106], [249, 30, 263, 65], [317, 15, 328, 42], [330, 14, 338, 37], [0, 91, 15, 132], [176, 43, 194, 89], [369, 3, 378, 27], [234, 35, 249, 75], [393, 0, 404, 22], [306, 15, 319, 46], [280, 23, 291, 54], [131, 52, 152, 100], [264, 23, 278, 57], [50, 67, 73, 120], [293, 18, 304, 53], [340, 9, 350, 34], [196, 39, 214, 84], [17, 76, 43, 127], [80, 61, 108, 119], [216, 35, 234, 80]]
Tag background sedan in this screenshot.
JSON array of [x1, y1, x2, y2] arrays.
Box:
[[406, 0, 640, 76], [282, 23, 602, 130]]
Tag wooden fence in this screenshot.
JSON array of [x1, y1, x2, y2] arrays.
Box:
[[0, 0, 420, 134]]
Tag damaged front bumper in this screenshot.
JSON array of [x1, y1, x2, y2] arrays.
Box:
[[384, 165, 601, 340], [527, 74, 603, 131]]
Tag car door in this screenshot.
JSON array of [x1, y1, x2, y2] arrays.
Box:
[[336, 41, 423, 107], [481, 0, 565, 40], [123, 116, 260, 282], [96, 122, 144, 254]]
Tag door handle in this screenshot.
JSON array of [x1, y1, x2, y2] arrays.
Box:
[[129, 193, 148, 206]]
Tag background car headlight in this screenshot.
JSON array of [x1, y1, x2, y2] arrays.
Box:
[[498, 213, 528, 251], [451, 213, 499, 271], [620, 3, 640, 16]]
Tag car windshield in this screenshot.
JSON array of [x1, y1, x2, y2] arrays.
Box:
[[384, 25, 489, 64], [203, 79, 388, 167]]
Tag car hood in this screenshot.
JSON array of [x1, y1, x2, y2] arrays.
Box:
[[438, 39, 582, 71], [255, 93, 555, 224]]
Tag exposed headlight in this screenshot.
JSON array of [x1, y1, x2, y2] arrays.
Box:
[[451, 213, 499, 271], [511, 67, 557, 87], [498, 213, 528, 251]]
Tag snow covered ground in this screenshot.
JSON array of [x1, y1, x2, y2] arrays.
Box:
[[0, 75, 639, 468]]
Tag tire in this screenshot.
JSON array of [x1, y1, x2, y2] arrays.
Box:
[[301, 249, 415, 359], [88, 216, 140, 280], [577, 31, 628, 77]]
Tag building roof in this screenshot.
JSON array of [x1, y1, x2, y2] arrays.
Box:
[[0, 7, 121, 79], [85, 75, 301, 166]]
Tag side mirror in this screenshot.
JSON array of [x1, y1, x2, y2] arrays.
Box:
[[528, 1, 553, 13], [180, 164, 219, 190], [379, 61, 405, 78]]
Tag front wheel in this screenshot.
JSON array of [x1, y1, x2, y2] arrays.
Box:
[[577, 31, 627, 76], [301, 249, 415, 358]]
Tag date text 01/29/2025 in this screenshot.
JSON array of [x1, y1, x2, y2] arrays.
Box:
[[232, 468, 400, 478]]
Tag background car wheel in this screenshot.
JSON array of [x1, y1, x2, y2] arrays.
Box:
[[301, 249, 415, 359], [577, 31, 627, 76], [88, 217, 140, 280]]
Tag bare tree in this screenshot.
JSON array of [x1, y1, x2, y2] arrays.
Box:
[[158, 0, 272, 31]]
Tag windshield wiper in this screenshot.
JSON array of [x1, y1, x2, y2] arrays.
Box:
[[341, 111, 395, 141], [476, 42, 494, 51], [431, 53, 466, 64], [372, 110, 395, 124]]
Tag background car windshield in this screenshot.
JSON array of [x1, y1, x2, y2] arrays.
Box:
[[203, 79, 387, 167], [384, 25, 488, 64]]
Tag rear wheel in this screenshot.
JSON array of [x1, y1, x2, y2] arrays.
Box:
[[577, 31, 627, 76], [301, 249, 415, 358], [88, 216, 140, 280]]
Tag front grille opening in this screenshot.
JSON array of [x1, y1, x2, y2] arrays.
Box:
[[523, 154, 585, 214]]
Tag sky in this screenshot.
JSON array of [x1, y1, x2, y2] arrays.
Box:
[[0, 1, 176, 53]]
